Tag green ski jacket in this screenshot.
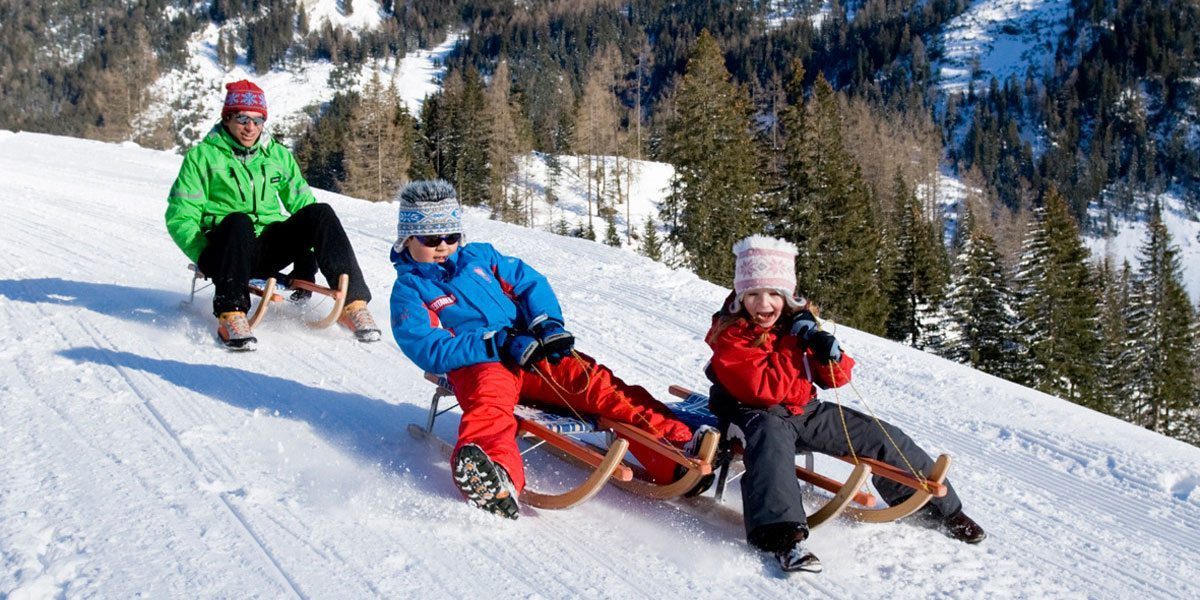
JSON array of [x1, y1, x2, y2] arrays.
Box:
[[165, 124, 316, 262]]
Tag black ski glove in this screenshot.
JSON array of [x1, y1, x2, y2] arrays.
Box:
[[789, 310, 819, 340], [531, 317, 575, 364], [491, 329, 544, 370], [807, 330, 842, 363]]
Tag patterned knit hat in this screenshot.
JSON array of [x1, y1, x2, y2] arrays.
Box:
[[394, 180, 464, 252], [222, 80, 268, 119], [731, 235, 804, 311]]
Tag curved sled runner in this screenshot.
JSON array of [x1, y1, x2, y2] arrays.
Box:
[[410, 372, 717, 511], [185, 265, 349, 329], [667, 385, 950, 528]]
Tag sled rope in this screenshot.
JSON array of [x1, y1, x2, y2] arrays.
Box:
[[828, 361, 933, 492], [533, 351, 690, 463]]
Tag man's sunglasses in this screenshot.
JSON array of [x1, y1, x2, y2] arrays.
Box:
[[415, 233, 462, 247], [233, 114, 266, 126]]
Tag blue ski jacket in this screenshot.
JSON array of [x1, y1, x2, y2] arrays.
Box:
[[389, 242, 564, 374]]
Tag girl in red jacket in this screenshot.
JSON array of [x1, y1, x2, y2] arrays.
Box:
[[705, 235, 985, 574]]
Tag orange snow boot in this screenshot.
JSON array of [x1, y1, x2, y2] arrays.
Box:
[[338, 300, 381, 342], [217, 311, 257, 351]]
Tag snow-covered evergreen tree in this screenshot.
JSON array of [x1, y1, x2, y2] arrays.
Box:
[[1125, 202, 1199, 441], [885, 171, 949, 349], [1093, 258, 1137, 418], [944, 206, 1015, 377], [1011, 188, 1102, 408]]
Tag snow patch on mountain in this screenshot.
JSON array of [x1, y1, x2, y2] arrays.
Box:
[[935, 0, 1071, 95]]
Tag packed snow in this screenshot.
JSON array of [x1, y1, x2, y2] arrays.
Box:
[[1, 131, 1198, 598]]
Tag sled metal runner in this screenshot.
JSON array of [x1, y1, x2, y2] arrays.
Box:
[[668, 385, 951, 527], [410, 372, 718, 510], [185, 264, 349, 329]]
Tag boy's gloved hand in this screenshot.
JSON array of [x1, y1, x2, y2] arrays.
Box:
[[532, 318, 575, 364], [492, 329, 544, 370]]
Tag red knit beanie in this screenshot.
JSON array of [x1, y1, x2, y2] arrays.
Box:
[[221, 80, 268, 119]]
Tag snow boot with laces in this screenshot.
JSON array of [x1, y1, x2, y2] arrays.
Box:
[[217, 311, 257, 351], [452, 444, 519, 519], [338, 300, 381, 342]]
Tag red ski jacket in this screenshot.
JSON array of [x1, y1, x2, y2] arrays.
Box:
[[706, 316, 855, 415]]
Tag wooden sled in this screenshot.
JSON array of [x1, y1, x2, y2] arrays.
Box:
[[409, 372, 718, 510], [185, 264, 349, 329], [668, 385, 951, 527]]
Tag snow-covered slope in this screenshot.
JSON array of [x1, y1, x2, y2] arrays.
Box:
[[2, 131, 1198, 598]]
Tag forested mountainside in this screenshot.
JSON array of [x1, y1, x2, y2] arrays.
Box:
[[2, 0, 1197, 445]]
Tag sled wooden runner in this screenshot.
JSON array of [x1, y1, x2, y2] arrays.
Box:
[[667, 385, 950, 526], [410, 373, 634, 510], [186, 265, 349, 330]]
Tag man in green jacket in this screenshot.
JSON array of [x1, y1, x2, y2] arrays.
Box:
[[166, 80, 379, 350]]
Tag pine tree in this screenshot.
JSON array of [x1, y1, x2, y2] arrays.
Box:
[[603, 212, 621, 247], [943, 206, 1015, 377], [1011, 188, 1102, 407], [1125, 202, 1199, 441], [484, 60, 526, 221], [641, 215, 663, 262], [660, 30, 760, 287], [449, 68, 490, 206], [885, 171, 949, 348], [341, 70, 413, 202], [780, 73, 887, 333], [1094, 258, 1135, 418]]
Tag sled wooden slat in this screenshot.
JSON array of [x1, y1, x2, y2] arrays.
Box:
[[794, 465, 877, 507], [597, 418, 713, 475], [806, 461, 873, 528], [844, 454, 952, 523], [517, 419, 634, 482], [291, 273, 349, 329], [603, 428, 719, 500], [848, 456, 948, 498], [246, 277, 276, 330]]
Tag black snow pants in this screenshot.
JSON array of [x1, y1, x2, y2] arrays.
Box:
[[197, 203, 371, 317], [710, 384, 963, 552]]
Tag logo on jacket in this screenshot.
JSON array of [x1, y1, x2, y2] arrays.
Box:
[[473, 267, 492, 283], [428, 294, 457, 313]]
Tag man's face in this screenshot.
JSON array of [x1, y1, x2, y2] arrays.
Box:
[[223, 111, 265, 147]]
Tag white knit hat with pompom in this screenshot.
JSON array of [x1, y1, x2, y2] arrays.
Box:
[[730, 235, 804, 311]]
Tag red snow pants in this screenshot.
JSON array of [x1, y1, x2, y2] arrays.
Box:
[[446, 353, 694, 492]]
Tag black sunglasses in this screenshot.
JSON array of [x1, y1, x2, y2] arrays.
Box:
[[233, 114, 266, 126], [415, 233, 462, 247]]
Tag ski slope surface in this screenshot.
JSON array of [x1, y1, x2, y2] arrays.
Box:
[[1, 131, 1198, 598]]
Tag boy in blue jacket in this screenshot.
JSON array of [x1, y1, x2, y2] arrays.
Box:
[[390, 180, 707, 518]]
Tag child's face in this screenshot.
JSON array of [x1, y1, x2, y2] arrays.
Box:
[[742, 290, 785, 328], [404, 234, 461, 263]]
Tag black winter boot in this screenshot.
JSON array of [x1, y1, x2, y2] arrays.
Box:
[[775, 530, 822, 573], [914, 506, 987, 544], [453, 444, 519, 519], [940, 510, 987, 544]]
